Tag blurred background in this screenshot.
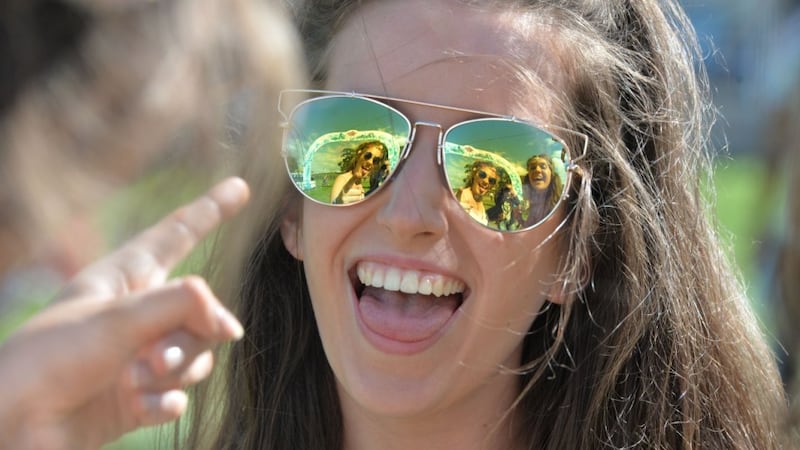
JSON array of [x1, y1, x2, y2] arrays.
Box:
[[681, 0, 798, 345], [0, 1, 797, 448]]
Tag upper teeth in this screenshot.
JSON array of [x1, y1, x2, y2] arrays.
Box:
[[357, 261, 465, 297]]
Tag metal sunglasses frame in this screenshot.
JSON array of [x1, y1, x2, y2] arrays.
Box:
[[278, 89, 589, 233]]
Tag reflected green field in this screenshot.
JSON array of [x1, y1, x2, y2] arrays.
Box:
[[710, 157, 787, 326]]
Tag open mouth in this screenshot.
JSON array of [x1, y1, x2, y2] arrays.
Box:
[[351, 261, 466, 352]]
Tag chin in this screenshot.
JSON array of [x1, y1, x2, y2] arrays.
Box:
[[339, 366, 456, 418]]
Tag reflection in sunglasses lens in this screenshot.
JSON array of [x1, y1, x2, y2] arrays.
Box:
[[283, 96, 410, 207], [441, 118, 568, 232], [478, 170, 498, 185], [283, 95, 572, 232]]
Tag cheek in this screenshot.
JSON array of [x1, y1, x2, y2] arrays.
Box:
[[298, 199, 374, 296], [474, 214, 565, 324], [299, 202, 357, 343], [299, 202, 346, 283], [452, 228, 565, 372], [496, 245, 557, 320]]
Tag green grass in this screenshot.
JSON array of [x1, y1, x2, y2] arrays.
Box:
[[710, 156, 787, 324]]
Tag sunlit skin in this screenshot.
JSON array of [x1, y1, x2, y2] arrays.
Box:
[[471, 164, 497, 199], [280, 1, 572, 449], [527, 157, 552, 191]]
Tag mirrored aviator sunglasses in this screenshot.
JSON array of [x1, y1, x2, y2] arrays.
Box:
[[278, 89, 587, 233]]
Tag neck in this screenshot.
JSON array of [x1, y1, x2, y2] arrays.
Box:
[[340, 376, 524, 450]]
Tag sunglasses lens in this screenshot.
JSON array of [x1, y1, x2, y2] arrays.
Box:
[[443, 119, 569, 231], [283, 96, 410, 205]]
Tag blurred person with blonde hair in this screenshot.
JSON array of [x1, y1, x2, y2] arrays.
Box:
[[0, 0, 303, 447]]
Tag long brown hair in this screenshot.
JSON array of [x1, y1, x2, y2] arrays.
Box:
[[190, 1, 787, 448]]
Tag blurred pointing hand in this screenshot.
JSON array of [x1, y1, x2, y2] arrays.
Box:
[[0, 177, 249, 450]]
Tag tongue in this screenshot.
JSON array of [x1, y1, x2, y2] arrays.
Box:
[[359, 286, 459, 342]]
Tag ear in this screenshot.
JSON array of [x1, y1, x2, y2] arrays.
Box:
[[280, 205, 304, 261], [547, 280, 569, 305], [548, 261, 591, 305]]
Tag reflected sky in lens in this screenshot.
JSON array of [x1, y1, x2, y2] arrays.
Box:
[[286, 96, 410, 166], [442, 119, 566, 190]]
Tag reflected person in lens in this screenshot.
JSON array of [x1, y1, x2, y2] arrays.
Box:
[[367, 159, 391, 195], [330, 140, 387, 204], [455, 160, 498, 226], [487, 178, 524, 231], [522, 154, 563, 226]]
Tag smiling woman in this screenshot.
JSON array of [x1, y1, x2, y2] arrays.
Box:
[[185, 1, 788, 449], [330, 140, 387, 204], [523, 154, 563, 226]]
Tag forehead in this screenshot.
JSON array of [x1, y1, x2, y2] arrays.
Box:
[[529, 157, 548, 165], [326, 0, 568, 119]]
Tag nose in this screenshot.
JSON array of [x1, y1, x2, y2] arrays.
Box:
[[375, 123, 449, 240]]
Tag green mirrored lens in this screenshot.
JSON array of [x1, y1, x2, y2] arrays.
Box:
[[443, 119, 567, 231], [284, 96, 410, 205]]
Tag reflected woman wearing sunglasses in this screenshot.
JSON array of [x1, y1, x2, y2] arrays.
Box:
[[330, 140, 387, 204], [522, 154, 563, 226], [455, 161, 498, 226], [186, 0, 787, 449], [487, 181, 524, 231]]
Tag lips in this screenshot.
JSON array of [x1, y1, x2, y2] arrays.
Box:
[[353, 261, 465, 354]]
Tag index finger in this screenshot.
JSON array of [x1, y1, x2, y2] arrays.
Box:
[[59, 177, 250, 300]]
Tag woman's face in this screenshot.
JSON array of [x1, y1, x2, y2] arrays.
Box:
[[282, 0, 568, 424], [470, 164, 498, 199], [353, 144, 384, 179], [527, 157, 552, 191]]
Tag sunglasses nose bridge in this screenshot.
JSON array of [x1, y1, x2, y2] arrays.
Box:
[[373, 120, 451, 240], [406, 121, 444, 163]]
